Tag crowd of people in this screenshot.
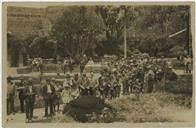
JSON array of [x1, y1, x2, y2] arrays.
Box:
[[7, 55, 192, 123]]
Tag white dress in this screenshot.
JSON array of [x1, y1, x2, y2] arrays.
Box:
[[61, 88, 72, 104]]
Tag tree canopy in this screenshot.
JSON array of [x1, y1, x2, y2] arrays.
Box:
[[9, 5, 191, 63]]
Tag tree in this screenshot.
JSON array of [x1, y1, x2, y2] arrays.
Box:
[[95, 6, 137, 56], [126, 5, 190, 57], [51, 6, 104, 61]]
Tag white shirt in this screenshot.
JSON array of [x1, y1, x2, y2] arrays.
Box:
[[63, 79, 72, 87], [29, 86, 32, 93], [47, 84, 52, 93]]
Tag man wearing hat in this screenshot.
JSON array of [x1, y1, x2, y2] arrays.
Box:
[[24, 78, 36, 122], [7, 76, 16, 115], [42, 79, 55, 117]]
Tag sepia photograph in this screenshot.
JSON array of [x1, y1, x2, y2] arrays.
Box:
[[2, 2, 195, 127]]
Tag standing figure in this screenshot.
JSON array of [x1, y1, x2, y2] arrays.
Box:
[[24, 79, 36, 123], [71, 74, 80, 98], [56, 61, 62, 76], [42, 79, 55, 117], [17, 79, 25, 113], [7, 76, 16, 115], [63, 74, 73, 89], [88, 71, 96, 96], [63, 58, 68, 74], [128, 79, 133, 94], [97, 75, 105, 98], [61, 77, 72, 105], [79, 74, 88, 96], [122, 76, 129, 95], [39, 58, 44, 75], [115, 78, 121, 97], [80, 55, 88, 75], [146, 69, 155, 93], [53, 80, 63, 112], [68, 57, 74, 73]]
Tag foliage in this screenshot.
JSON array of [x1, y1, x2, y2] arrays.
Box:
[[95, 6, 137, 56], [51, 6, 105, 60], [28, 36, 56, 58], [157, 74, 192, 94], [172, 59, 185, 69], [127, 6, 190, 57], [9, 5, 191, 61], [170, 45, 185, 56]]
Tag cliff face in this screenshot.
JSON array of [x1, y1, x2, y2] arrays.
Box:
[[7, 6, 65, 38]]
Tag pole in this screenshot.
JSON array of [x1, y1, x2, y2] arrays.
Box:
[[124, 24, 127, 58]]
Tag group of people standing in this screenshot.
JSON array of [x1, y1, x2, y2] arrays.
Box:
[[7, 77, 36, 122], [7, 56, 175, 123], [96, 57, 166, 99]]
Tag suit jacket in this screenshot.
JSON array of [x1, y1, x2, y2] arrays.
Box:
[[24, 85, 36, 102], [17, 82, 25, 100], [42, 84, 55, 100]]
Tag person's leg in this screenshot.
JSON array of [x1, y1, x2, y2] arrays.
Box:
[[20, 98, 24, 113], [10, 96, 14, 114], [148, 83, 153, 93], [25, 101, 29, 121], [30, 100, 34, 120], [44, 99, 49, 117], [57, 98, 60, 111], [49, 96, 53, 116], [7, 98, 10, 115], [31, 99, 35, 119]]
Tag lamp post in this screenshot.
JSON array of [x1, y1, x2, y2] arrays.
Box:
[[123, 7, 127, 59], [124, 24, 127, 58]]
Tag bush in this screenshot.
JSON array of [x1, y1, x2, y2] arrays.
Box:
[[166, 71, 178, 81], [108, 94, 169, 123], [157, 75, 192, 94], [153, 92, 192, 108], [63, 96, 105, 122], [172, 60, 185, 69]]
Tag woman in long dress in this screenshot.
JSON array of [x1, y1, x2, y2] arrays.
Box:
[[61, 76, 73, 104], [61, 86, 72, 104]]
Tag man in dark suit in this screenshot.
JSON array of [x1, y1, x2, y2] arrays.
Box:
[[24, 79, 36, 123], [17, 79, 25, 113], [42, 79, 55, 117], [7, 76, 16, 115]]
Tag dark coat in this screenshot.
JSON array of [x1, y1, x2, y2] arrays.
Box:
[[24, 85, 36, 102], [42, 84, 55, 100]]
